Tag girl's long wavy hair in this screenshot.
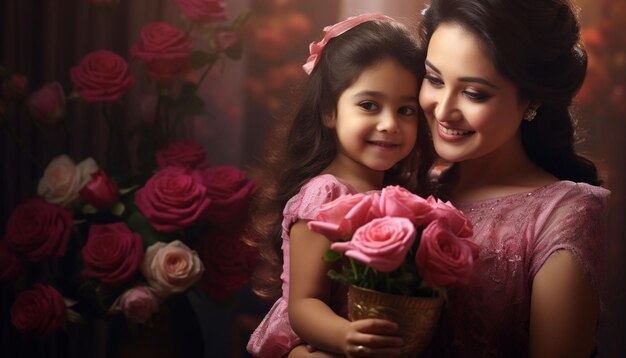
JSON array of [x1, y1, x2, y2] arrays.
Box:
[[245, 19, 435, 300], [418, 0, 601, 187]]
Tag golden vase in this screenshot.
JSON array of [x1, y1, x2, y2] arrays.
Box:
[[347, 285, 444, 358]]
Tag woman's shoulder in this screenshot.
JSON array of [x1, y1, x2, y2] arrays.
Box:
[[283, 174, 358, 220], [545, 181, 611, 207]]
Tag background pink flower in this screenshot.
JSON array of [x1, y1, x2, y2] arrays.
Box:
[[129, 22, 193, 82], [70, 50, 134, 102], [174, 0, 227, 23], [416, 219, 479, 288], [109, 285, 159, 324], [79, 169, 120, 210], [82, 223, 144, 287], [201, 165, 256, 227], [2, 73, 29, 99], [141, 240, 204, 298], [10, 283, 66, 337], [332, 216, 416, 272], [5, 198, 73, 262], [156, 138, 209, 169], [134, 166, 212, 233], [26, 82, 66, 123], [37, 155, 98, 208]]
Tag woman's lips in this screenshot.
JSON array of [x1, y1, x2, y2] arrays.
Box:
[[436, 122, 473, 142]]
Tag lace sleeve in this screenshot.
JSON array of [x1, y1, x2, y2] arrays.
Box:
[[530, 183, 611, 295]]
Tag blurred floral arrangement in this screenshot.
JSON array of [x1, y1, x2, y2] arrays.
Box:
[[0, 0, 259, 339]]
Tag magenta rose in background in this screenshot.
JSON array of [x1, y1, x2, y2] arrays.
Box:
[[195, 228, 258, 301], [37, 155, 98, 208], [70, 50, 135, 102], [26, 82, 66, 124], [5, 198, 73, 263], [201, 165, 256, 227], [2, 73, 29, 99], [10, 283, 66, 337], [0, 241, 24, 281], [155, 138, 209, 169], [174, 0, 227, 23], [79, 169, 120, 210], [416, 219, 479, 288], [109, 285, 159, 324], [307, 193, 377, 241], [134, 166, 212, 232], [130, 22, 193, 82], [141, 240, 204, 298], [82, 223, 144, 286], [332, 216, 417, 272]]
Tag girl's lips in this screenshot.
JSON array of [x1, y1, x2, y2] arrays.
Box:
[[436, 122, 474, 142], [367, 140, 400, 150]]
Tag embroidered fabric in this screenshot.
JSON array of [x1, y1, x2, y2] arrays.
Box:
[[432, 181, 610, 357], [247, 174, 356, 357]]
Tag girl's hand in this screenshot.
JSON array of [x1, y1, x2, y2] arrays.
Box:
[[341, 318, 404, 357]]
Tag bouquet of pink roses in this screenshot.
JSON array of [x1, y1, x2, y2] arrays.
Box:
[[308, 185, 479, 297]]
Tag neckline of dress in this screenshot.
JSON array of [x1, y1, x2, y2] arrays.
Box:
[[451, 180, 570, 208]]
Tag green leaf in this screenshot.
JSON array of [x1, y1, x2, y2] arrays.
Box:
[[322, 249, 342, 262], [126, 211, 169, 247], [224, 41, 244, 60], [119, 185, 140, 196], [232, 11, 251, 29], [110, 202, 125, 216]]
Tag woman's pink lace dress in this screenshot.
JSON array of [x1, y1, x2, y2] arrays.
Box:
[[433, 181, 610, 357], [247, 174, 356, 357]]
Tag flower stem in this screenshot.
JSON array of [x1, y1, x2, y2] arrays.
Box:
[[350, 259, 358, 282]]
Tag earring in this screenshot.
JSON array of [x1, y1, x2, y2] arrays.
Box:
[[523, 107, 537, 122]]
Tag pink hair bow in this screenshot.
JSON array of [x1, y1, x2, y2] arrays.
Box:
[[302, 13, 393, 75]]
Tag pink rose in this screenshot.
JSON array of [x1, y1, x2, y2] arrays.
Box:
[[195, 228, 258, 301], [109, 285, 159, 324], [427, 197, 473, 238], [201, 165, 256, 227], [10, 283, 66, 337], [5, 198, 73, 262], [37, 155, 98, 207], [331, 217, 416, 272], [0, 240, 24, 281], [308, 193, 377, 241], [26, 82, 66, 124], [416, 219, 479, 288], [130, 22, 193, 82], [134, 166, 212, 233], [79, 169, 120, 210], [378, 186, 434, 225], [70, 50, 134, 103], [2, 73, 29, 99], [141, 240, 204, 298], [155, 139, 208, 169], [82, 223, 144, 287], [174, 0, 227, 23]]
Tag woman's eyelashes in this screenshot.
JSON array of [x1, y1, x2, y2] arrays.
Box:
[[424, 73, 491, 103]]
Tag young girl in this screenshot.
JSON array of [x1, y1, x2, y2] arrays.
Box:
[[246, 13, 434, 358], [417, 0, 611, 356]]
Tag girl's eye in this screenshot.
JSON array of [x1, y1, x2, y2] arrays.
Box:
[[398, 106, 417, 116], [359, 101, 379, 111], [463, 90, 490, 102], [424, 74, 443, 87]]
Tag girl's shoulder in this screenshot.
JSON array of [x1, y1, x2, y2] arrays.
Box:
[[283, 174, 359, 221]]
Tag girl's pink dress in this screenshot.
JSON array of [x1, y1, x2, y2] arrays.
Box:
[[432, 181, 610, 357], [247, 174, 356, 357]]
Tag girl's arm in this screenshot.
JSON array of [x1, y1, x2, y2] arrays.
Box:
[[288, 220, 404, 357], [529, 250, 598, 358]]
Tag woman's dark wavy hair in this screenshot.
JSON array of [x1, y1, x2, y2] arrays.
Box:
[[246, 19, 435, 300], [417, 0, 601, 186]]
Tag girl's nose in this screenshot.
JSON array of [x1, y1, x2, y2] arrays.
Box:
[[376, 110, 399, 132]]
